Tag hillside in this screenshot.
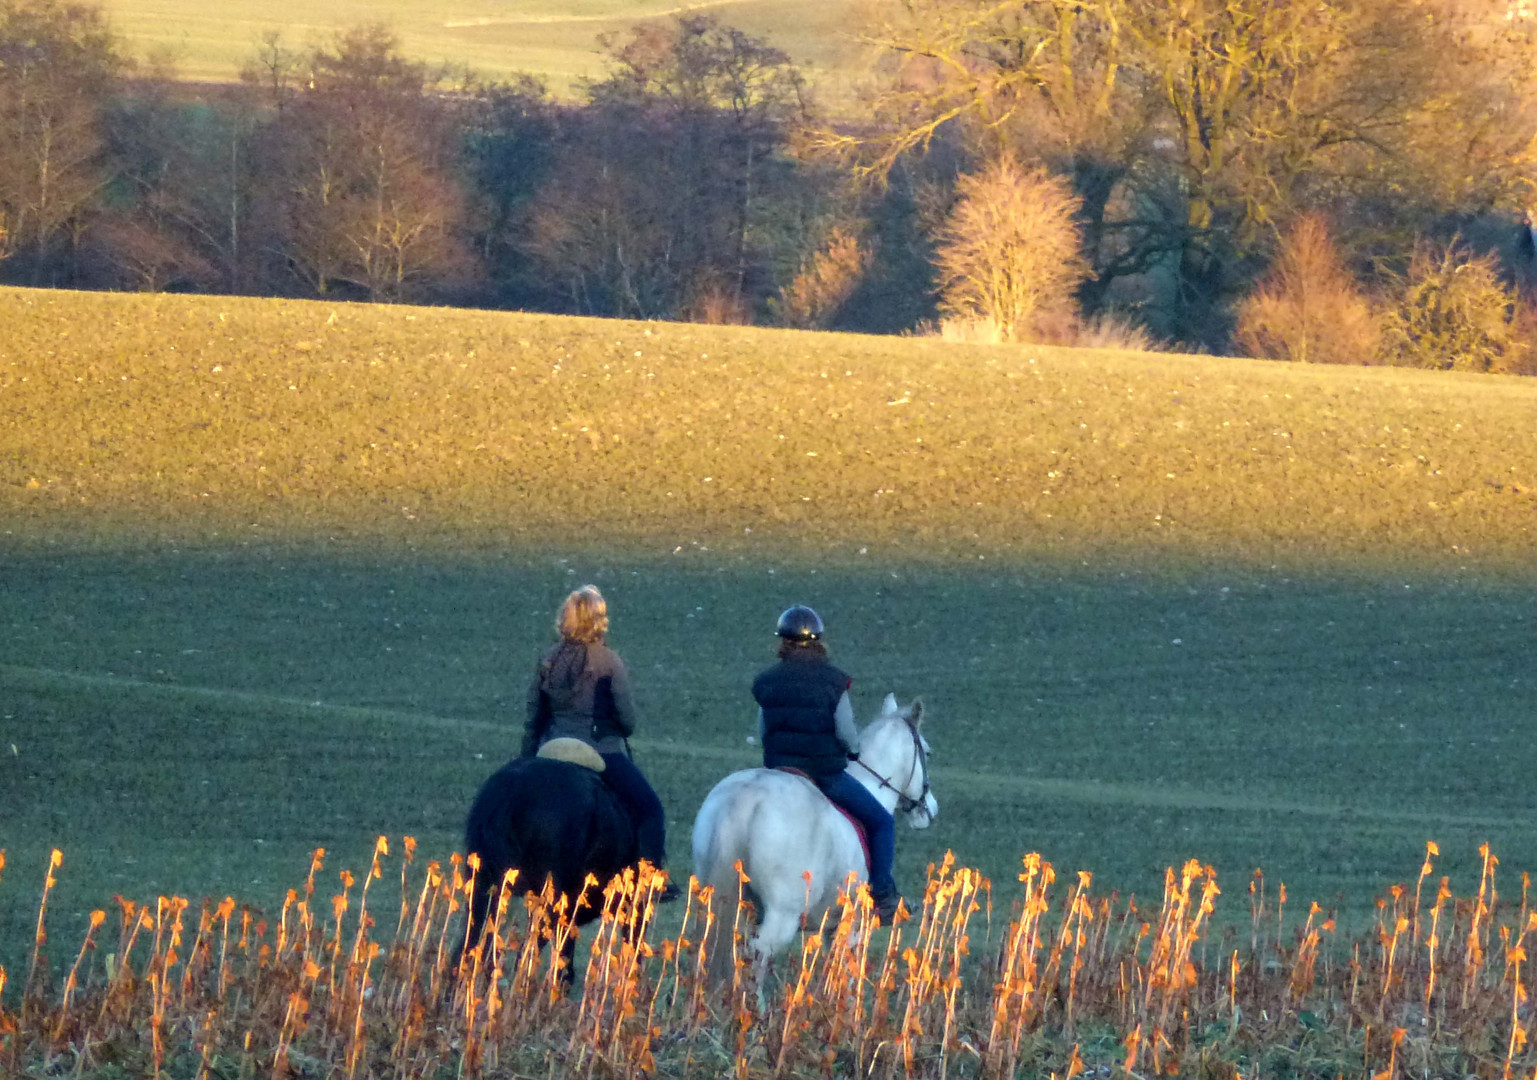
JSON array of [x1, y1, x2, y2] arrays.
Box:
[[4, 286, 1537, 568], [92, 0, 866, 94]]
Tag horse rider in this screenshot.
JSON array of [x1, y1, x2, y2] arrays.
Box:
[[751, 605, 904, 920], [522, 585, 680, 902]]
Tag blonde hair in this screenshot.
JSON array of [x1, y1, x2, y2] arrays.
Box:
[[557, 585, 609, 644]]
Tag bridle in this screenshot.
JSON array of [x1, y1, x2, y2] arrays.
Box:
[[852, 714, 932, 817]]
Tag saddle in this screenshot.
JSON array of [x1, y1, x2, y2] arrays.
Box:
[[537, 737, 606, 773], [772, 767, 871, 875]]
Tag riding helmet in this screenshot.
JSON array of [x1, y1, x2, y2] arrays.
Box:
[[775, 605, 824, 642]]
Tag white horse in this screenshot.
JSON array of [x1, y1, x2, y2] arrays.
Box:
[[691, 693, 937, 977]]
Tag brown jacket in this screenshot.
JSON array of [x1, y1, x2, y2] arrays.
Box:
[[522, 640, 639, 756]]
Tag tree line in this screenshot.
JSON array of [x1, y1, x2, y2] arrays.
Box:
[[3, 0, 1536, 367]]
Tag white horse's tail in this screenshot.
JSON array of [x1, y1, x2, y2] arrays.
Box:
[[692, 784, 757, 984]]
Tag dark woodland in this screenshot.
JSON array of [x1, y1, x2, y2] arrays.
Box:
[[3, 0, 1537, 363]]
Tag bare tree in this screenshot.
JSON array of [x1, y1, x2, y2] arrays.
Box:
[[837, 0, 1537, 346], [524, 16, 806, 320], [1235, 214, 1378, 365], [100, 69, 262, 293], [932, 158, 1090, 342], [773, 225, 871, 329], [240, 30, 299, 114], [459, 75, 557, 307], [1379, 242, 1524, 372], [87, 212, 216, 291], [524, 135, 676, 317], [0, 0, 120, 283], [259, 25, 475, 301]]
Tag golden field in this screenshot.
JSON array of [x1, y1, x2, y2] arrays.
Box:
[[3, 286, 1536, 568]]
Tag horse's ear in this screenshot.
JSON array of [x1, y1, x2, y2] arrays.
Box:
[[907, 698, 925, 725], [881, 692, 899, 716]]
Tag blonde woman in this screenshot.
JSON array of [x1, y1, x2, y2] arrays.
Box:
[[523, 585, 678, 900]]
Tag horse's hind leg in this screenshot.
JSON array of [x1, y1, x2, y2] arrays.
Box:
[[752, 908, 801, 957], [750, 907, 802, 986]]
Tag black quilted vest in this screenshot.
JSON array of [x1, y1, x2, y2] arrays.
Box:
[[753, 654, 851, 779]]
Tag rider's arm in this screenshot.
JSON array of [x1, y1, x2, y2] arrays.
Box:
[[521, 665, 548, 757], [834, 692, 860, 757], [606, 655, 639, 738]]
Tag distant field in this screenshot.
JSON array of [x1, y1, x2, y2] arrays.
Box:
[[5, 285, 1537, 967], [93, 0, 867, 96]]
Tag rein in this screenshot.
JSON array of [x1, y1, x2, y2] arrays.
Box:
[[853, 715, 931, 816]]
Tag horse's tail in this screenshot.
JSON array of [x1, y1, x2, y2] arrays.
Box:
[[692, 783, 758, 985], [459, 775, 522, 966], [459, 760, 570, 963], [462, 758, 620, 942]]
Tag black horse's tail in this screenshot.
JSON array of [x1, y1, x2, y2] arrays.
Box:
[[460, 785, 516, 962], [458, 757, 617, 964]]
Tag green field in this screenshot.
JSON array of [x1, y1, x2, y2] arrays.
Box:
[[4, 550, 1537, 967], [3, 285, 1537, 968], [93, 0, 865, 95]]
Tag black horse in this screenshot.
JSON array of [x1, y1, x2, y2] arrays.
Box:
[[461, 755, 638, 961]]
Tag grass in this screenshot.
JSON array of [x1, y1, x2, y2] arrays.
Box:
[[4, 284, 1537, 1073], [92, 0, 867, 96], [4, 548, 1536, 964]]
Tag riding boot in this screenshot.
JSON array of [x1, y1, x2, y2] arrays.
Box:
[[869, 880, 905, 922]]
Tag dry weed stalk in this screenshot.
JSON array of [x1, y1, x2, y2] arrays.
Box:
[[5, 841, 1537, 1078]]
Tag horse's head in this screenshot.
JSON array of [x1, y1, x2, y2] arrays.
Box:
[[859, 693, 939, 829]]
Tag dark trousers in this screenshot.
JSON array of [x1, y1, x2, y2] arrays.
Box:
[[815, 771, 897, 896], [600, 752, 667, 868]]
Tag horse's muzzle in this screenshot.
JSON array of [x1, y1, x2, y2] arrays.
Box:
[[907, 794, 939, 829]]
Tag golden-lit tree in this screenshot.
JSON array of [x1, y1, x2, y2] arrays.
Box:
[[773, 225, 871, 329], [829, 0, 1143, 315], [1235, 214, 1378, 365], [1378, 242, 1524, 373], [931, 158, 1090, 342], [1395, 0, 1537, 214], [836, 0, 1537, 346]]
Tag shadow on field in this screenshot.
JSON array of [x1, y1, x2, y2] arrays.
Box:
[[3, 543, 1536, 957]]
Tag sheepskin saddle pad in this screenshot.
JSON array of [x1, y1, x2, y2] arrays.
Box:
[[537, 737, 607, 773]]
